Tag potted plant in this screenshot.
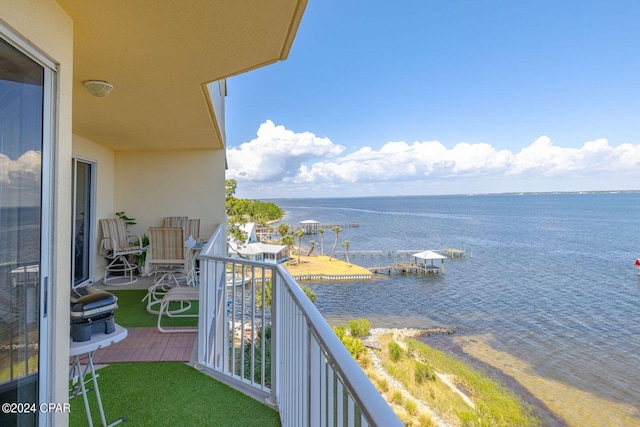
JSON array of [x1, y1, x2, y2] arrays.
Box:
[[135, 234, 150, 276], [115, 211, 136, 227]]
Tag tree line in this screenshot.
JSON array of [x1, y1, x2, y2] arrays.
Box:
[[226, 179, 284, 242]]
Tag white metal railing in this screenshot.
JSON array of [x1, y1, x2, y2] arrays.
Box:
[[196, 227, 401, 426]]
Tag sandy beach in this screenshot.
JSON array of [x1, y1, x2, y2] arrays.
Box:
[[283, 254, 372, 278]]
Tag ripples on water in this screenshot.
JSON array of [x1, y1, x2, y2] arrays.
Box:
[[271, 193, 640, 417]]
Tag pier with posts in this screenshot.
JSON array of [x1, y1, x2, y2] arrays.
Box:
[[293, 221, 360, 234], [256, 221, 360, 238]]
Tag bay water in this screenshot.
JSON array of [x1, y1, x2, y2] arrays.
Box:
[[270, 192, 640, 426]]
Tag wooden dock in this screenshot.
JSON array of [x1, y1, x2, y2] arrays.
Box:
[[257, 222, 360, 236], [289, 222, 360, 232], [440, 248, 466, 258]]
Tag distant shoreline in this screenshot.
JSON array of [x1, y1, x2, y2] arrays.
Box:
[[261, 189, 640, 201]]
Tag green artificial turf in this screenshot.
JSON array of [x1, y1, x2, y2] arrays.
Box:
[[69, 362, 280, 426], [110, 289, 198, 328]]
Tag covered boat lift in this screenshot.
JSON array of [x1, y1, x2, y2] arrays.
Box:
[[411, 250, 446, 274]]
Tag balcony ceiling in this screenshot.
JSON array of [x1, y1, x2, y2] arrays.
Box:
[[58, 0, 306, 150]]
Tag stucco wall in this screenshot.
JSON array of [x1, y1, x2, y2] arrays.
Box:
[[70, 141, 227, 281], [1, 1, 73, 425], [114, 149, 226, 240]]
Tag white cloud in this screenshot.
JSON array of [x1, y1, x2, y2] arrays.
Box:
[[227, 121, 640, 197], [0, 150, 42, 206], [226, 120, 344, 182], [0, 150, 41, 186]]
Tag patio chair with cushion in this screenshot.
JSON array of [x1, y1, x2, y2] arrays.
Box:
[[99, 218, 144, 286], [185, 218, 200, 240], [163, 216, 188, 228], [144, 227, 194, 314]]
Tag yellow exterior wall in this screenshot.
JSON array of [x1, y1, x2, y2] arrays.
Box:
[[0, 0, 74, 425], [114, 149, 226, 240], [72, 135, 115, 280]]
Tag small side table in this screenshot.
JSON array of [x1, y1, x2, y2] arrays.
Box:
[[69, 324, 128, 427]]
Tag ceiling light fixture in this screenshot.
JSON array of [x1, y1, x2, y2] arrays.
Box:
[[83, 80, 114, 97]]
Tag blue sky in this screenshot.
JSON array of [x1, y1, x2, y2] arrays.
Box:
[[225, 1, 640, 199]]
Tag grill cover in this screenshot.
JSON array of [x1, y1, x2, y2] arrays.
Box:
[[70, 287, 118, 342], [71, 287, 118, 321]]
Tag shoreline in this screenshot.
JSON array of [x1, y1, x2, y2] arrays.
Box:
[[450, 334, 640, 427], [367, 327, 566, 426], [366, 327, 544, 426], [417, 332, 568, 427], [419, 332, 640, 427]]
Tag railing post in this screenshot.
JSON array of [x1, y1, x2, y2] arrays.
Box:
[[308, 331, 320, 427], [269, 266, 278, 408]]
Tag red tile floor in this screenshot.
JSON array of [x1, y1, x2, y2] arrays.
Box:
[[91, 327, 196, 364], [79, 278, 197, 365]]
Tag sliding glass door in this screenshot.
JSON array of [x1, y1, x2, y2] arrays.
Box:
[[72, 158, 95, 288], [0, 32, 53, 426]]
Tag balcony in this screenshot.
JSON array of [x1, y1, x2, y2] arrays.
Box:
[[65, 224, 400, 425]]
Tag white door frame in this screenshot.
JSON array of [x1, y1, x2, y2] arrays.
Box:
[[0, 20, 58, 427]]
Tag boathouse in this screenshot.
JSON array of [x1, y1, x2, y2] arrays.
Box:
[[228, 222, 288, 263]]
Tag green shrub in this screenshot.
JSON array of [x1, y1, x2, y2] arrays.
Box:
[[389, 341, 403, 362], [391, 389, 404, 405], [333, 326, 346, 340], [241, 326, 271, 387], [404, 398, 418, 415], [359, 352, 372, 368], [302, 286, 316, 302], [397, 411, 413, 426], [458, 410, 476, 427], [255, 280, 272, 309], [349, 318, 370, 338], [406, 340, 417, 356], [418, 412, 436, 427], [375, 376, 389, 392], [414, 360, 436, 383], [341, 335, 366, 359]]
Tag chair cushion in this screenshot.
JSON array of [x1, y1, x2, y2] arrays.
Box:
[[100, 218, 129, 250]]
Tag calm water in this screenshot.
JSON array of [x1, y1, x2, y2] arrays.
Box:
[[270, 193, 640, 422], [0, 206, 40, 265]]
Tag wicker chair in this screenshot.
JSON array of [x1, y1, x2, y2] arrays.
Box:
[[99, 218, 143, 285]]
